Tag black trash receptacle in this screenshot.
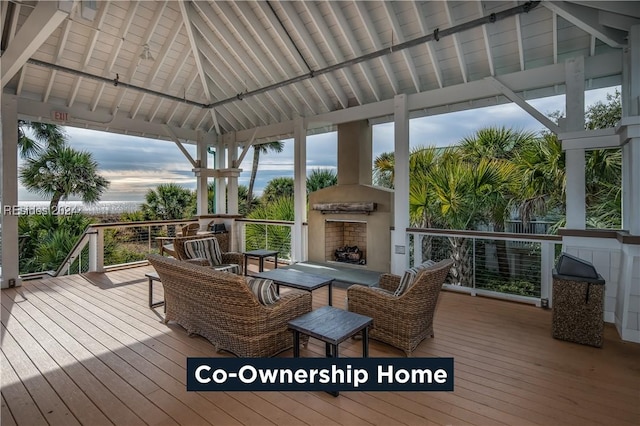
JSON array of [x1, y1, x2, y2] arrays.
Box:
[[552, 253, 605, 347]]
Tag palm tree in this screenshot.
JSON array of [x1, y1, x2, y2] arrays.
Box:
[[306, 168, 337, 194], [373, 151, 395, 188], [141, 183, 196, 220], [18, 120, 66, 158], [247, 140, 284, 210], [20, 146, 110, 210], [261, 177, 294, 204]]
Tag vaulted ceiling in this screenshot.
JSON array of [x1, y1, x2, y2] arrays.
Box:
[[2, 1, 638, 144]]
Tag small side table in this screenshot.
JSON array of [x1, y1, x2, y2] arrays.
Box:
[[288, 306, 373, 396], [146, 272, 165, 311], [243, 249, 279, 276]]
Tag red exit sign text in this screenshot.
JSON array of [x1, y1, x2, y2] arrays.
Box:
[[52, 111, 69, 122]]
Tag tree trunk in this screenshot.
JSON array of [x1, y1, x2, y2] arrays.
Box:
[[247, 147, 261, 211], [448, 236, 472, 287], [50, 191, 63, 211], [493, 222, 511, 279]]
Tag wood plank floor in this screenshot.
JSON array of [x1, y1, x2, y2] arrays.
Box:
[[1, 264, 639, 426]]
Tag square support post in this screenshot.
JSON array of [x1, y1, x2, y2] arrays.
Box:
[[215, 139, 226, 215], [292, 117, 307, 263], [391, 94, 410, 275], [196, 131, 209, 216], [563, 56, 586, 230], [1, 95, 22, 288]]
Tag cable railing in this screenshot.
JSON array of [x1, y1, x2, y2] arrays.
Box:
[[19, 219, 199, 278], [235, 218, 298, 262], [407, 228, 563, 306]]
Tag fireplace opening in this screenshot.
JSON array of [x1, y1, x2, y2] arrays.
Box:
[[325, 220, 366, 265]]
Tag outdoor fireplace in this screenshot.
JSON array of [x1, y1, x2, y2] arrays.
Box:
[[307, 119, 393, 273], [325, 220, 367, 265]]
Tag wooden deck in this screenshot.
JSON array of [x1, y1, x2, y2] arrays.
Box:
[[1, 264, 639, 426]]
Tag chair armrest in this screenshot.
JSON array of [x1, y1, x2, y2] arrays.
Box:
[[222, 252, 244, 274], [378, 273, 401, 292], [185, 258, 209, 266]]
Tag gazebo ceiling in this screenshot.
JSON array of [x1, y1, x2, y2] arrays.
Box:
[[2, 1, 638, 143]]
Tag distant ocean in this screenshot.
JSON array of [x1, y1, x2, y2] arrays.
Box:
[[18, 200, 142, 215]]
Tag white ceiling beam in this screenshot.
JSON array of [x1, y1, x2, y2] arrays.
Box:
[[144, 45, 192, 121], [598, 10, 640, 32], [569, 1, 640, 19], [128, 17, 182, 120], [233, 51, 622, 144], [193, 30, 268, 127], [476, 1, 495, 77], [210, 110, 220, 135], [179, 1, 212, 103], [106, 1, 140, 74], [164, 125, 198, 167], [214, 1, 293, 121], [44, 18, 72, 102], [382, 2, 421, 92], [234, 129, 258, 167], [213, 1, 318, 117], [515, 13, 525, 71], [246, 1, 336, 111], [274, 1, 349, 109], [91, 1, 139, 112], [354, 1, 400, 94], [69, 1, 110, 107], [194, 2, 291, 120], [412, 2, 443, 89], [443, 1, 468, 83], [15, 96, 199, 142], [553, 11, 559, 63], [328, 1, 382, 101], [485, 76, 562, 133], [111, 1, 165, 114], [296, 1, 366, 105], [543, 1, 627, 48], [1, 1, 69, 87]]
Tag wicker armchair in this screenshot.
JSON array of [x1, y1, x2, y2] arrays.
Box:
[[181, 223, 200, 236], [347, 259, 453, 356], [173, 235, 244, 275], [147, 254, 312, 357]]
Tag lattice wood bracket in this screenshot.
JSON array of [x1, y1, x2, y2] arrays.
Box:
[[312, 202, 376, 214]]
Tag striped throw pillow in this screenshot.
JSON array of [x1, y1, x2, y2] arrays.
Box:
[[247, 278, 280, 305], [184, 237, 223, 266], [393, 259, 437, 297]]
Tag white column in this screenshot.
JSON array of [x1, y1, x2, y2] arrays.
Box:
[[292, 117, 307, 263], [564, 56, 586, 229], [215, 138, 226, 214], [621, 25, 640, 235], [391, 94, 410, 275], [227, 138, 239, 215], [1, 95, 22, 288], [196, 131, 209, 216]]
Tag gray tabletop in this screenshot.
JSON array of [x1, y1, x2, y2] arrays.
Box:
[[254, 268, 333, 291]]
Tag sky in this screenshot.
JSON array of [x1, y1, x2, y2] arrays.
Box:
[[18, 86, 615, 203]]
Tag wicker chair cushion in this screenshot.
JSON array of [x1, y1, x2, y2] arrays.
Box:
[[394, 259, 436, 296], [247, 278, 280, 305], [183, 237, 223, 266]]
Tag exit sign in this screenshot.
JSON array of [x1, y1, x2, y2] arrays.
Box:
[[52, 111, 69, 122]]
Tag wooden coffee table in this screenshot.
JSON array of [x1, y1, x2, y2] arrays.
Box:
[[254, 268, 334, 305]]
